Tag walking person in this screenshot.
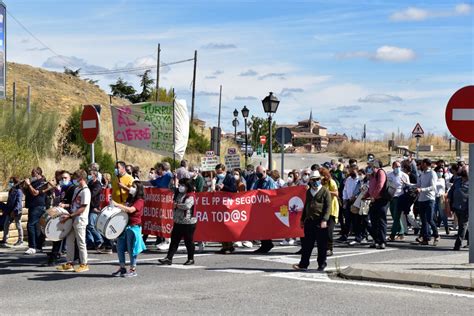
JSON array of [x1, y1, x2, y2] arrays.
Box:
[[447, 167, 469, 250], [112, 181, 146, 277], [365, 160, 390, 249], [387, 161, 410, 241], [0, 177, 24, 247], [414, 159, 440, 246], [86, 170, 104, 250], [320, 168, 339, 256], [24, 167, 48, 255], [56, 170, 91, 273], [434, 166, 449, 235], [214, 164, 237, 254], [338, 163, 359, 242], [158, 178, 197, 265], [349, 170, 371, 245], [293, 170, 331, 272]]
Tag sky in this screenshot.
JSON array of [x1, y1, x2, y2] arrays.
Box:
[[3, 0, 473, 139]]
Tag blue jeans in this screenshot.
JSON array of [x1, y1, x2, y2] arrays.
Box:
[[117, 228, 138, 267], [419, 200, 439, 241], [27, 206, 45, 249], [86, 212, 103, 247]]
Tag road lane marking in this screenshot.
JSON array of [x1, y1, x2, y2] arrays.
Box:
[[267, 272, 474, 299], [211, 269, 264, 274], [160, 265, 206, 270]]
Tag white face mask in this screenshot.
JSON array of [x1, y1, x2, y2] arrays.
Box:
[[234, 175, 240, 181], [148, 173, 157, 180], [302, 175, 309, 182], [287, 176, 293, 184], [129, 187, 137, 196], [178, 185, 186, 193]]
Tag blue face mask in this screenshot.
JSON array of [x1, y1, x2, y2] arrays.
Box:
[[60, 180, 71, 187], [87, 175, 93, 182], [8, 182, 14, 189], [393, 167, 401, 175], [366, 167, 373, 175], [114, 168, 119, 176], [217, 173, 225, 180]]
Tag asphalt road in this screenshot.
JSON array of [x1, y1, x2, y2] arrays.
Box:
[[1, 230, 473, 315], [250, 152, 336, 172]]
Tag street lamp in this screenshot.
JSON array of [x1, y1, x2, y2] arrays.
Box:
[[232, 118, 239, 142], [241, 105, 250, 167], [233, 109, 239, 118], [262, 92, 280, 170]]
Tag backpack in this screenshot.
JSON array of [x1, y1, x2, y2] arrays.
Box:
[[378, 169, 395, 201]]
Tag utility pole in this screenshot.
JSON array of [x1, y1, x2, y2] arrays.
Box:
[[155, 43, 161, 101], [217, 85, 222, 157], [191, 50, 197, 123], [12, 82, 16, 120], [27, 85, 31, 115]]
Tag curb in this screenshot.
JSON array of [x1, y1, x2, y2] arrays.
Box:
[[339, 265, 474, 291]]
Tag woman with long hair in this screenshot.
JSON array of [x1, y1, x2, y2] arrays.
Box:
[[112, 180, 146, 277]]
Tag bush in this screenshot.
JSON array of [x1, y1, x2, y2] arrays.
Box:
[[0, 136, 38, 185], [161, 157, 180, 170], [186, 125, 210, 154]]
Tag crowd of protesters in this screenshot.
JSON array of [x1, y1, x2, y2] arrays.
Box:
[[0, 153, 470, 274]]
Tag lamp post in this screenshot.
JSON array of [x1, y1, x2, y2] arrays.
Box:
[[241, 105, 250, 167], [233, 109, 239, 141], [262, 92, 280, 170]]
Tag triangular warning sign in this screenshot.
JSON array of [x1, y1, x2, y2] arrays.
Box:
[[412, 123, 424, 136]]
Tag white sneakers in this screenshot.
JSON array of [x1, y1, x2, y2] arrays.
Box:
[[241, 241, 253, 248], [24, 248, 37, 255], [156, 240, 170, 251], [279, 239, 295, 246]]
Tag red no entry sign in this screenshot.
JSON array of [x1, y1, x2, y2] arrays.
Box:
[[81, 105, 100, 144], [445, 86, 474, 143], [260, 135, 267, 145]]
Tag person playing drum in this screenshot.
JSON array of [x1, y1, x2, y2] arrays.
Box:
[[111, 181, 146, 277], [56, 170, 91, 273]]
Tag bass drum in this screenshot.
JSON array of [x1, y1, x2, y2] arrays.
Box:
[[39, 207, 73, 241], [95, 206, 129, 240]]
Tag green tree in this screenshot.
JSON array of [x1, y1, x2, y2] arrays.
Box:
[[110, 77, 136, 99], [137, 70, 154, 102], [148, 87, 176, 102], [249, 115, 278, 152]]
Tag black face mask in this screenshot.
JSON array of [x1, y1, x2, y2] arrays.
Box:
[[256, 172, 264, 179], [350, 172, 357, 178]]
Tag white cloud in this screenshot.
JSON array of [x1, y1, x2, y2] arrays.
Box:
[[390, 7, 429, 21], [337, 46, 416, 63], [373, 46, 416, 62], [390, 3, 472, 21], [42, 55, 108, 72], [358, 94, 403, 103]]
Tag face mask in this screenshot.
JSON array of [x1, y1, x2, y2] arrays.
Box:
[[8, 182, 14, 189], [311, 180, 321, 187], [246, 170, 254, 175], [178, 185, 186, 193], [437, 172, 443, 178], [205, 177, 211, 182], [393, 167, 400, 175], [287, 177, 293, 184], [217, 173, 225, 180], [149, 173, 157, 180], [114, 168, 120, 176], [206, 181, 212, 186], [72, 179, 79, 186], [256, 172, 264, 179], [60, 179, 71, 187], [302, 175, 309, 182], [358, 175, 365, 181], [129, 187, 137, 196], [234, 175, 240, 181], [366, 168, 373, 175], [87, 175, 93, 181]]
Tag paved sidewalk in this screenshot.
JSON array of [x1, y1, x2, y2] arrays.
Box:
[[339, 252, 474, 290]]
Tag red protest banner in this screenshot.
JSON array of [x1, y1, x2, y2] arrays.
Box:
[[140, 186, 306, 241], [99, 188, 112, 209], [142, 188, 174, 237]]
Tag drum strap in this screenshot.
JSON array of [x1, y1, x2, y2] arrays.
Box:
[[71, 187, 90, 207]]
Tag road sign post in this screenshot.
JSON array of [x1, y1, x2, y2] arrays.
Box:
[[445, 85, 474, 263], [276, 127, 292, 180], [81, 105, 100, 164], [411, 123, 424, 160]]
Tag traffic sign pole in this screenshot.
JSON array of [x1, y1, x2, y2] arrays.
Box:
[[416, 136, 420, 160], [281, 132, 285, 180], [91, 143, 95, 164], [470, 144, 474, 263]]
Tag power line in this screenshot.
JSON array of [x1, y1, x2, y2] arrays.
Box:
[[81, 58, 194, 76], [6, 9, 76, 69]]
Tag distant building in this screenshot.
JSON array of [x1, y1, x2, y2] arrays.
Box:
[[283, 110, 329, 151], [328, 133, 349, 145]]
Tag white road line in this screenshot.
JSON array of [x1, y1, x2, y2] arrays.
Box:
[[267, 272, 474, 299], [211, 269, 264, 274], [160, 265, 206, 270], [452, 108, 474, 121], [91, 254, 212, 264], [328, 248, 396, 259]]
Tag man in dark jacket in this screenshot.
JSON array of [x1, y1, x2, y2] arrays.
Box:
[[448, 167, 469, 250], [215, 164, 237, 254], [0, 177, 24, 246], [293, 170, 331, 271], [86, 170, 104, 249]]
